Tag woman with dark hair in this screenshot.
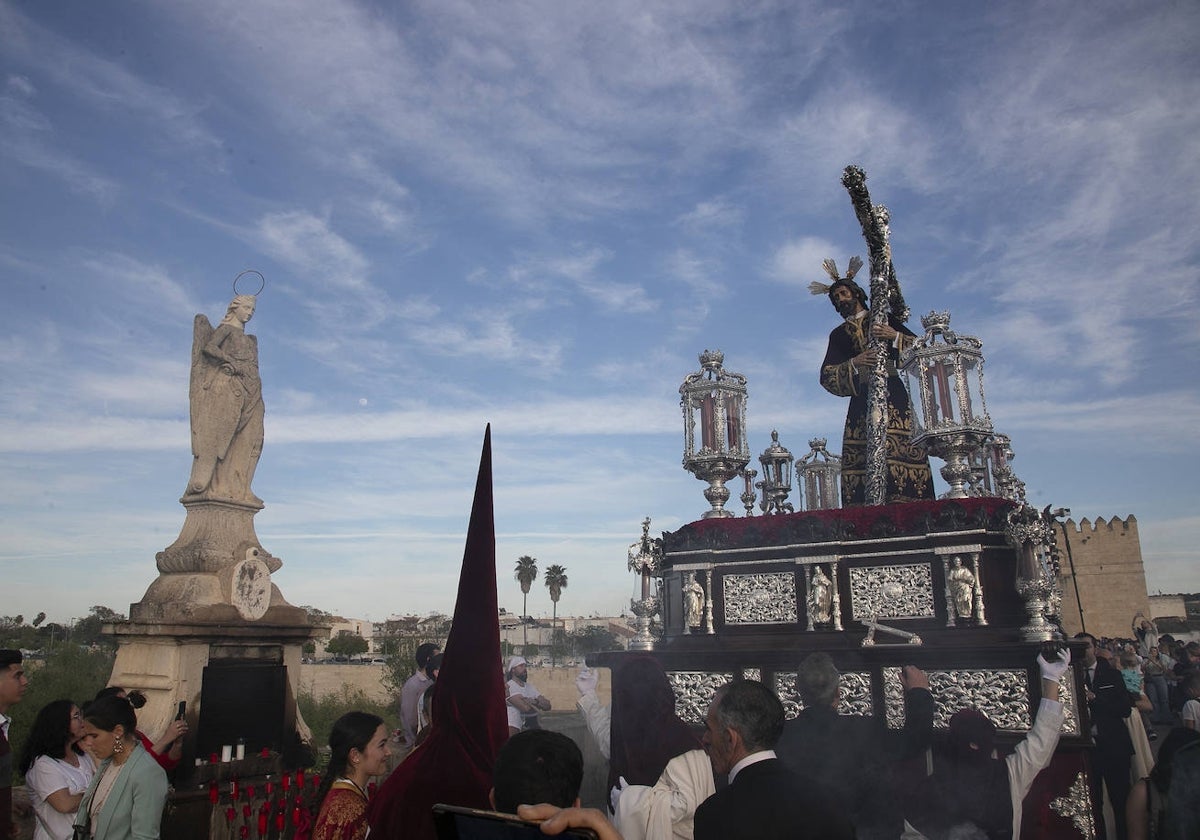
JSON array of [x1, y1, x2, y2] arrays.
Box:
[[19, 699, 95, 840], [312, 711, 390, 840], [74, 695, 168, 839], [1126, 726, 1200, 840], [91, 687, 186, 772], [576, 655, 714, 840]]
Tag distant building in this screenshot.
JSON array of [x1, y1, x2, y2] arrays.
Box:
[[1148, 593, 1200, 643]]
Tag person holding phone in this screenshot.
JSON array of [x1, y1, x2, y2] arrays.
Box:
[[311, 712, 391, 840]]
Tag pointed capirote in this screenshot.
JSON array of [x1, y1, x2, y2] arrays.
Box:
[[367, 424, 508, 839]]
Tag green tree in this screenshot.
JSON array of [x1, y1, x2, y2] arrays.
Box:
[[71, 606, 125, 650], [543, 564, 568, 665], [514, 555, 538, 648], [325, 633, 369, 659], [566, 625, 621, 656]]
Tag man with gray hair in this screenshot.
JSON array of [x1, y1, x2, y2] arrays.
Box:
[[775, 652, 933, 839], [694, 680, 853, 839]]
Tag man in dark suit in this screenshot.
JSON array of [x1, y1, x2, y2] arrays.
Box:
[[776, 653, 932, 839], [1076, 632, 1133, 840], [694, 680, 854, 840]]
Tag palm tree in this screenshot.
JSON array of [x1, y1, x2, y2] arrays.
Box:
[[543, 564, 568, 665], [514, 555, 538, 649]]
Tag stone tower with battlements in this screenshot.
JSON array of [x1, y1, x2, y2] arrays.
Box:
[[1054, 515, 1150, 639]]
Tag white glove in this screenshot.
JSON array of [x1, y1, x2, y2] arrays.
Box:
[[576, 668, 599, 696], [1038, 648, 1071, 682], [609, 776, 628, 814]]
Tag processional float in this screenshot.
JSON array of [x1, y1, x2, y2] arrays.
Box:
[[592, 167, 1097, 839]]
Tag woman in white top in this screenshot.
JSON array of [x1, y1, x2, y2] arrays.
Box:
[[19, 699, 96, 840]]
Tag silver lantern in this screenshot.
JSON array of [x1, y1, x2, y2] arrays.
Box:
[[680, 350, 750, 519], [899, 312, 994, 499], [756, 430, 795, 514], [796, 437, 842, 511]]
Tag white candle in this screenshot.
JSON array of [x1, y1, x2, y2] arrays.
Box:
[[235, 742, 245, 761], [221, 744, 233, 763]]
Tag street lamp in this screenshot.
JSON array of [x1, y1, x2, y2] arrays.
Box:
[[899, 312, 993, 499], [680, 350, 750, 519]]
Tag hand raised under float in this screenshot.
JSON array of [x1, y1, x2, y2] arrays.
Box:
[[1037, 647, 1071, 682], [575, 668, 599, 696]]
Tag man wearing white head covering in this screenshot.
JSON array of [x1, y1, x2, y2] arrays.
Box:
[[506, 656, 551, 733]]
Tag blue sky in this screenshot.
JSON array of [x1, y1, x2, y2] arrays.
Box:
[[2, 1, 1197, 625]]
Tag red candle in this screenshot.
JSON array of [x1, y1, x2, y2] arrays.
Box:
[[208, 780, 219, 805], [291, 804, 301, 826], [245, 784, 255, 801], [260, 747, 270, 759], [282, 773, 291, 791], [265, 780, 274, 796], [240, 827, 249, 840], [242, 804, 252, 820], [275, 811, 285, 831], [256, 812, 267, 837], [210, 752, 219, 764], [225, 807, 235, 824], [296, 767, 305, 787]]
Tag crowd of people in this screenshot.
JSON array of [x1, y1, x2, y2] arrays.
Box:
[[1, 650, 181, 840], [1072, 621, 1200, 840], [5, 623, 1200, 840]]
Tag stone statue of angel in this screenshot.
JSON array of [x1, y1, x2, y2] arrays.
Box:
[[184, 294, 265, 506]]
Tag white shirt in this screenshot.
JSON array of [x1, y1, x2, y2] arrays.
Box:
[[506, 678, 545, 730], [26, 753, 96, 840], [727, 749, 776, 785]]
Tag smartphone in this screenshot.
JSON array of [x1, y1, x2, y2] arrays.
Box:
[[432, 804, 599, 840], [175, 701, 186, 720]]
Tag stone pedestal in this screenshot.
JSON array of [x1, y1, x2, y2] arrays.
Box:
[[108, 494, 324, 776], [105, 617, 320, 776]]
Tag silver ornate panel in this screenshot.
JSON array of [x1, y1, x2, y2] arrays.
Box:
[[774, 670, 873, 719], [722, 572, 798, 624], [883, 667, 1031, 730], [881, 667, 1080, 735], [1058, 673, 1080, 736], [839, 671, 874, 716], [1050, 772, 1096, 839], [849, 563, 935, 619], [668, 671, 733, 725], [774, 672, 802, 719], [742, 668, 761, 682]]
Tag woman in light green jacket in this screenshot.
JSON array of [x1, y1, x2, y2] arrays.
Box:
[[74, 696, 168, 839]]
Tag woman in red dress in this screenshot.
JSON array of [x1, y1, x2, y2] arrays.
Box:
[[312, 712, 390, 840]]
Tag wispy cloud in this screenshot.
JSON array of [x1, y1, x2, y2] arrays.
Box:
[[767, 236, 839, 287], [0, 2, 222, 159]]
